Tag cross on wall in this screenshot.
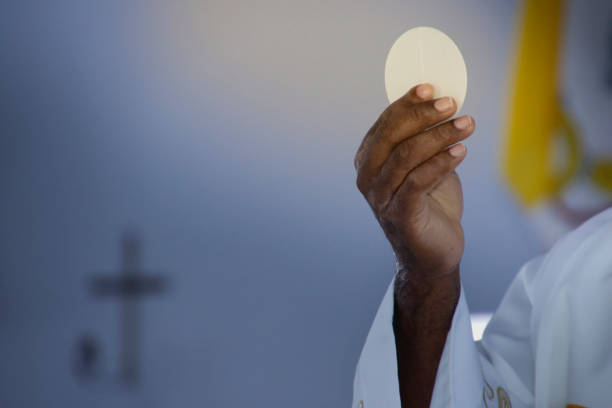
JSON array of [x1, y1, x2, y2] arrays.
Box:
[[90, 232, 167, 385]]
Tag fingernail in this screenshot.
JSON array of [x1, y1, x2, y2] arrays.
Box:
[[453, 115, 472, 130], [434, 97, 453, 112], [449, 144, 466, 157], [416, 84, 433, 99]]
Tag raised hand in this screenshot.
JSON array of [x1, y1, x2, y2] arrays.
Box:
[[354, 83, 474, 278]]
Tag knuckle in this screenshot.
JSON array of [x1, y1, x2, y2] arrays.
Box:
[[398, 89, 421, 107], [387, 97, 414, 123], [431, 154, 452, 173], [355, 173, 366, 192], [356, 173, 372, 194], [406, 105, 423, 123], [398, 139, 415, 160], [403, 172, 423, 192], [433, 124, 455, 144], [393, 96, 411, 111], [365, 180, 392, 216], [407, 103, 431, 125], [366, 183, 382, 208]]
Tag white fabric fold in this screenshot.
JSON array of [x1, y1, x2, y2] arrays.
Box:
[[352, 207, 612, 408]]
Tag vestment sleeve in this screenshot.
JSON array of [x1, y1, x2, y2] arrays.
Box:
[[352, 258, 544, 408]]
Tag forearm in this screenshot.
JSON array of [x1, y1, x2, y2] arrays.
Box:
[[392, 266, 461, 408]]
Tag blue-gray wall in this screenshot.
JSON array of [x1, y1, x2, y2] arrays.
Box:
[[1, 1, 544, 407]]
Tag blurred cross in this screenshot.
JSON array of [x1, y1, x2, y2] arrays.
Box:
[[91, 232, 167, 386]]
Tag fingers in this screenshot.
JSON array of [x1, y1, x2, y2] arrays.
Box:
[[372, 115, 474, 206], [395, 143, 467, 202], [356, 88, 457, 192], [355, 84, 433, 171]]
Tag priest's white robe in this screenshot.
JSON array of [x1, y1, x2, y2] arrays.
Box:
[[352, 207, 612, 408]]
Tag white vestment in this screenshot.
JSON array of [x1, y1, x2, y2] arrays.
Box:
[[352, 207, 612, 408]]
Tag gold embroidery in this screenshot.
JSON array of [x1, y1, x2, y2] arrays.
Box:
[[497, 386, 512, 408], [482, 380, 512, 408], [483, 380, 495, 408]]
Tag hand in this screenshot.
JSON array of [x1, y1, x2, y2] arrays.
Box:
[[354, 83, 475, 277]]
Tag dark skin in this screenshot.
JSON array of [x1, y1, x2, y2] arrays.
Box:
[[354, 83, 474, 407]]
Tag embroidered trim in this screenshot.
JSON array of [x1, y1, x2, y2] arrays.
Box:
[[483, 379, 512, 408]]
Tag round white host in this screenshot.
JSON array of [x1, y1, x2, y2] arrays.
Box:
[[385, 26, 467, 113]]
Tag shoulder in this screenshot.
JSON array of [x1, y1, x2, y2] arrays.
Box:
[[544, 206, 612, 278], [528, 207, 612, 406], [530, 207, 612, 329]]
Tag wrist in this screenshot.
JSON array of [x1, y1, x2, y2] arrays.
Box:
[[393, 249, 461, 281], [393, 264, 460, 304], [393, 264, 460, 334]]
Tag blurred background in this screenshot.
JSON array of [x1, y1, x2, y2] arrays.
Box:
[[1, 0, 610, 407]]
